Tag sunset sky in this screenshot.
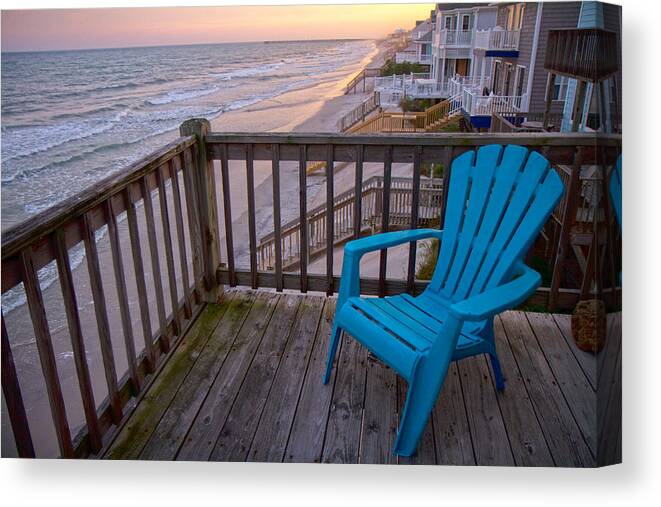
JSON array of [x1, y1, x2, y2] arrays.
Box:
[[1, 2, 435, 52]]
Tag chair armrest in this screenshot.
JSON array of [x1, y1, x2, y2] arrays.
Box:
[[344, 229, 444, 256], [448, 262, 541, 322], [337, 229, 444, 309]]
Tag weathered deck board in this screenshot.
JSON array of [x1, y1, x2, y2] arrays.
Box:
[[212, 294, 302, 462], [321, 332, 368, 464], [458, 355, 515, 466], [284, 299, 338, 463], [359, 354, 398, 464], [174, 291, 275, 461], [140, 291, 271, 460], [105, 290, 602, 466], [552, 313, 597, 390], [104, 292, 239, 459], [500, 310, 594, 467], [246, 295, 324, 462], [526, 312, 596, 456], [431, 363, 475, 466], [492, 316, 555, 466]]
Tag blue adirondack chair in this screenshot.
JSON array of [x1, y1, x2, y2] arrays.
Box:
[[323, 144, 564, 456]]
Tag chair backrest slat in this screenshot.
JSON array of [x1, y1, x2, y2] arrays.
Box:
[[429, 150, 473, 292], [454, 145, 529, 300], [427, 145, 564, 302]]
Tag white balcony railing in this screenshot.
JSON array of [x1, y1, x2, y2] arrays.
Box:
[[448, 75, 492, 96], [438, 29, 473, 47], [395, 52, 433, 65], [474, 29, 521, 50], [462, 89, 526, 116], [374, 72, 450, 102]]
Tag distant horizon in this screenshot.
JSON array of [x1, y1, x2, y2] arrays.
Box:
[[1, 4, 433, 52], [1, 37, 373, 55]]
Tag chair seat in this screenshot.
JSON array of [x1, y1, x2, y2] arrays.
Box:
[[336, 292, 489, 379]]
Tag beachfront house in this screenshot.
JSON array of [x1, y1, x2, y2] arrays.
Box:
[[395, 15, 435, 65], [374, 2, 621, 132]]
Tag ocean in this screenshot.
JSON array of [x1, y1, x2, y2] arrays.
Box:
[[1, 39, 373, 229], [0, 39, 374, 457]]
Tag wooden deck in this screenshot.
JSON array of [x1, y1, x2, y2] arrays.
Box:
[[103, 289, 618, 466]]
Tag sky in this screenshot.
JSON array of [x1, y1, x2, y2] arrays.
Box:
[[1, 2, 435, 52]]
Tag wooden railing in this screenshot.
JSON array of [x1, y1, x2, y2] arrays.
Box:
[[336, 92, 381, 132], [2, 128, 622, 458], [345, 68, 381, 94], [544, 28, 619, 81], [1, 120, 218, 459], [257, 175, 443, 271]]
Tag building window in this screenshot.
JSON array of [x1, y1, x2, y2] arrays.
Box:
[[507, 4, 525, 31], [461, 14, 472, 31]]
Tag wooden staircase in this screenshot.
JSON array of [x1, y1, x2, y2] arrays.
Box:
[[347, 93, 463, 134]]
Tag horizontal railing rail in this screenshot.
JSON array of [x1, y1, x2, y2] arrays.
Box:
[[2, 127, 622, 460]]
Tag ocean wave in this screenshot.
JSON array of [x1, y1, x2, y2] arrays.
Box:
[[145, 85, 221, 105], [210, 61, 284, 80], [1, 110, 129, 163]]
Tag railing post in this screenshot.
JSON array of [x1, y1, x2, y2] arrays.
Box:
[[180, 118, 221, 303]]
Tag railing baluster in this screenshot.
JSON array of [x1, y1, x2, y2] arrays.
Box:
[[220, 143, 236, 287], [272, 143, 283, 292], [326, 144, 335, 295], [52, 228, 104, 453], [407, 146, 422, 294], [1, 314, 36, 458], [299, 145, 308, 293], [102, 200, 141, 395], [169, 156, 193, 318], [81, 212, 123, 425], [140, 176, 170, 353], [19, 247, 74, 458], [246, 144, 258, 289], [156, 164, 181, 335], [378, 146, 393, 297], [124, 187, 156, 371], [353, 145, 364, 240]]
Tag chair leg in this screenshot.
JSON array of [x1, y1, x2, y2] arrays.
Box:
[[323, 324, 342, 385], [489, 352, 505, 391], [393, 363, 444, 457]]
